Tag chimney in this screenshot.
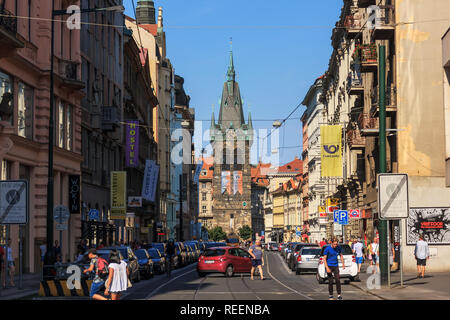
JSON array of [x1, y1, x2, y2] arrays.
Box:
[[136, 0, 156, 24]]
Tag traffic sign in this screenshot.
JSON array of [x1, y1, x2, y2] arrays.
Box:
[[349, 209, 360, 218], [88, 209, 99, 221], [334, 211, 339, 223], [56, 223, 68, 231], [54, 205, 70, 223], [338, 210, 348, 225], [378, 173, 409, 219], [0, 180, 29, 224], [295, 226, 302, 237]]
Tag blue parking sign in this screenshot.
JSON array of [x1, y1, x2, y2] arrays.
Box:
[[89, 209, 99, 221], [338, 210, 348, 225], [334, 211, 339, 223]]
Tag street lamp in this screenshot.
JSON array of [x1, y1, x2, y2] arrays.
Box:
[[44, 2, 124, 267]]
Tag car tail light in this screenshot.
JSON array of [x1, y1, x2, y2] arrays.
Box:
[[352, 256, 356, 263], [319, 257, 323, 265], [297, 255, 302, 262]]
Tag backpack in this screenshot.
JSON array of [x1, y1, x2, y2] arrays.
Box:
[[96, 257, 109, 280]]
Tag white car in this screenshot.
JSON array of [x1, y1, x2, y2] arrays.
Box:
[[316, 244, 359, 284]]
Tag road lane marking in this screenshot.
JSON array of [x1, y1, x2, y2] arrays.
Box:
[[265, 252, 313, 300], [193, 276, 208, 300], [240, 275, 262, 300], [145, 268, 196, 299], [277, 252, 294, 274]]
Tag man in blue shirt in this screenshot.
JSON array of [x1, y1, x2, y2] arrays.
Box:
[[323, 239, 345, 300]]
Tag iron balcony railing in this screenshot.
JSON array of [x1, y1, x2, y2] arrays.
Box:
[[347, 71, 363, 93], [344, 14, 362, 31], [371, 85, 397, 108], [0, 8, 17, 35], [358, 113, 378, 131], [347, 129, 366, 148]]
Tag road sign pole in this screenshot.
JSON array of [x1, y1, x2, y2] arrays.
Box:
[[19, 226, 22, 290]]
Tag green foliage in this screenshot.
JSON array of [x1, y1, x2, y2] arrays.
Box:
[[208, 226, 227, 242], [238, 225, 253, 241]]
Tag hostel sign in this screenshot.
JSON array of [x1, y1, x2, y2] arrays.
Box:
[[125, 120, 139, 168]]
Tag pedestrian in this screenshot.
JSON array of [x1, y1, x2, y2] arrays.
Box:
[[39, 243, 46, 266], [323, 239, 345, 300], [4, 239, 15, 287], [319, 238, 327, 247], [353, 238, 364, 273], [53, 240, 61, 258], [104, 249, 129, 300], [83, 248, 109, 300], [249, 240, 264, 280], [414, 235, 429, 278], [369, 238, 379, 269], [97, 241, 105, 249]]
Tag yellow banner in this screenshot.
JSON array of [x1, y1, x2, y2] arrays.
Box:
[[326, 198, 340, 207], [320, 125, 342, 177], [111, 171, 126, 219]]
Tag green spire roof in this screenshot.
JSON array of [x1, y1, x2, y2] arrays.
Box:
[[227, 41, 235, 82]]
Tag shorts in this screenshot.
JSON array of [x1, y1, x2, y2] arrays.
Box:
[[252, 259, 262, 267], [417, 259, 427, 266], [355, 256, 363, 264], [89, 280, 105, 298]]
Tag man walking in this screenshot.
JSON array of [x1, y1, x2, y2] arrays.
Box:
[[249, 240, 264, 280], [414, 235, 429, 278], [323, 239, 345, 300], [352, 238, 364, 273]]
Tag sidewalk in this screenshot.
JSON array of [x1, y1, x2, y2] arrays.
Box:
[[0, 272, 41, 300], [350, 264, 450, 300]]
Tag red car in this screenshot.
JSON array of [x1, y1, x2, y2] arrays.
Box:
[[197, 247, 253, 277]]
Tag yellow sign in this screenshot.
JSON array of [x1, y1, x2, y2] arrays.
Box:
[[111, 171, 126, 219], [326, 198, 340, 213], [319, 205, 327, 218], [320, 125, 342, 177]]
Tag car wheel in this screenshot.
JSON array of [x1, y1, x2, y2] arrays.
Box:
[[198, 272, 206, 278], [225, 265, 234, 278], [350, 275, 360, 282], [316, 272, 325, 284]]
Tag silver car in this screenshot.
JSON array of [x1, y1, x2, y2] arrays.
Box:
[[295, 247, 322, 275]]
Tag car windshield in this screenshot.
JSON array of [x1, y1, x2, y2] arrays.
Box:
[[147, 249, 160, 259], [118, 249, 128, 259], [301, 248, 321, 255], [134, 249, 147, 260], [295, 244, 318, 251], [203, 249, 226, 257]]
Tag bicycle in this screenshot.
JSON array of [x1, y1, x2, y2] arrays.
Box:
[[166, 254, 173, 278]]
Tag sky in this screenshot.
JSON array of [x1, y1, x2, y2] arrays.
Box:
[[123, 0, 343, 166]]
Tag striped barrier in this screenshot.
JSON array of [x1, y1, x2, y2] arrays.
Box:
[[39, 279, 93, 297]]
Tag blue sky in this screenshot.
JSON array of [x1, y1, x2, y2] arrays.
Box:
[[123, 0, 342, 166]]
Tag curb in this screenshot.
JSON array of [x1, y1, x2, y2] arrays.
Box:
[[349, 282, 388, 300]]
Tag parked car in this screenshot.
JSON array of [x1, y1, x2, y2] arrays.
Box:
[[151, 243, 166, 255], [316, 244, 359, 284], [134, 248, 154, 279], [294, 247, 322, 275], [186, 243, 200, 261], [268, 242, 279, 251], [197, 247, 253, 277], [288, 243, 319, 271], [186, 246, 195, 264], [285, 242, 300, 262], [176, 242, 188, 267], [146, 248, 166, 274], [103, 246, 141, 283]]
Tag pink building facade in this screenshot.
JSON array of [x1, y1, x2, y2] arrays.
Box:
[[0, 0, 83, 272]]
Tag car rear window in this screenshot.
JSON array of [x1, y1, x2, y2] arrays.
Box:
[[294, 244, 317, 251], [147, 249, 160, 259], [203, 249, 226, 257], [118, 249, 128, 259], [321, 245, 353, 255], [301, 248, 321, 255], [134, 249, 147, 260]]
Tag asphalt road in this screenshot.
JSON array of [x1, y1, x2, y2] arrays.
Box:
[[122, 251, 381, 300]]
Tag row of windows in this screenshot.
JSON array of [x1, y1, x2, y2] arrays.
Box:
[[0, 70, 73, 151]]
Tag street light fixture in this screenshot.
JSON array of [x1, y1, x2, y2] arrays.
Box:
[[44, 2, 124, 267]]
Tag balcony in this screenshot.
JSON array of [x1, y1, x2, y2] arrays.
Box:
[[371, 5, 395, 40], [0, 8, 24, 56], [347, 71, 364, 95], [57, 58, 85, 90], [102, 106, 119, 131], [370, 85, 397, 115], [358, 0, 376, 8], [353, 44, 378, 72], [347, 128, 366, 149], [358, 113, 378, 136], [344, 13, 363, 39]]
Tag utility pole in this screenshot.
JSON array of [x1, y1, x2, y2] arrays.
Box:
[[378, 45, 388, 286]]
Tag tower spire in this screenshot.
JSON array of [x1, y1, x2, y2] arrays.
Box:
[[227, 38, 235, 82]]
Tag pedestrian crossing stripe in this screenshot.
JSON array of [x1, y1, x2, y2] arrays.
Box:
[[39, 280, 93, 297]]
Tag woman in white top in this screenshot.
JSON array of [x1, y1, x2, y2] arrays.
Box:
[[104, 250, 129, 300]]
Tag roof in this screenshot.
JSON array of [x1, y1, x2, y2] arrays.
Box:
[[251, 162, 271, 187], [124, 16, 158, 36], [198, 157, 214, 181], [277, 157, 303, 174]]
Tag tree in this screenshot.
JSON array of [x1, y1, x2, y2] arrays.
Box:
[[208, 226, 227, 242], [238, 225, 253, 241]]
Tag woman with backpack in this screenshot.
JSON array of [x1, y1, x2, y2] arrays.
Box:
[[104, 250, 129, 300], [83, 248, 109, 300]]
